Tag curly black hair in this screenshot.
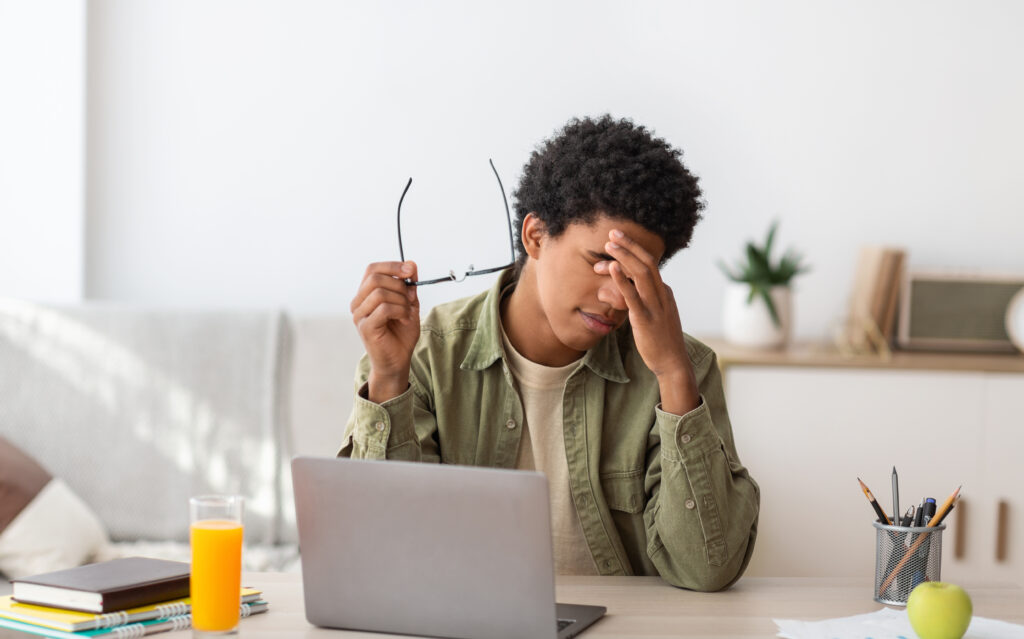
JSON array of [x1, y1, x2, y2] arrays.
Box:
[[511, 115, 704, 270]]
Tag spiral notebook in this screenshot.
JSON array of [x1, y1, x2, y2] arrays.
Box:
[[0, 588, 262, 632], [0, 601, 268, 638]]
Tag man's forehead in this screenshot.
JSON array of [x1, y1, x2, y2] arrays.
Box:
[[571, 218, 666, 260]]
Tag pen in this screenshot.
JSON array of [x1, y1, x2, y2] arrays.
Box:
[[901, 506, 916, 554], [858, 477, 892, 524], [900, 506, 915, 527], [892, 467, 900, 531], [913, 502, 932, 557], [913, 499, 926, 527], [920, 498, 937, 526]]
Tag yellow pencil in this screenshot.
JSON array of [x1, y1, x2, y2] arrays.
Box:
[[930, 485, 961, 526], [878, 486, 961, 596]]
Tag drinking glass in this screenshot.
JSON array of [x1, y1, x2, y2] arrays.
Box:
[[190, 495, 244, 636]]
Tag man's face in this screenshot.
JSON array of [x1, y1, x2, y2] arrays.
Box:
[[530, 214, 667, 357]]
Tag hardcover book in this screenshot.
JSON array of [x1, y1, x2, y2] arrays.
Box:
[[11, 557, 191, 613]]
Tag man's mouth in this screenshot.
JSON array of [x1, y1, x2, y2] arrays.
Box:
[[579, 311, 617, 336]]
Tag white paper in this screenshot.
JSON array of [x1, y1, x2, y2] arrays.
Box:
[[773, 607, 1024, 639]]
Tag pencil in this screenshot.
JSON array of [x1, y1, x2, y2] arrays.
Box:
[[858, 477, 892, 524], [932, 495, 959, 527], [878, 486, 962, 596], [931, 485, 961, 525], [891, 467, 899, 531]]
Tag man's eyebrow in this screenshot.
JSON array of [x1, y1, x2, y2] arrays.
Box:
[[587, 250, 615, 261]]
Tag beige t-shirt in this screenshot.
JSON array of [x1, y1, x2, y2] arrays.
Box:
[[501, 329, 599, 576]]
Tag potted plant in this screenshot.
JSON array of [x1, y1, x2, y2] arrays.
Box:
[[718, 221, 809, 349]]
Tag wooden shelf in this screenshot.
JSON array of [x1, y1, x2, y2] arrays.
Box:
[[699, 337, 1024, 374]]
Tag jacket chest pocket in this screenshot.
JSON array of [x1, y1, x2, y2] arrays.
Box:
[[599, 472, 645, 514]]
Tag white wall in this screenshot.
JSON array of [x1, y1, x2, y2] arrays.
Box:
[[84, 1, 1024, 340], [0, 0, 85, 302]]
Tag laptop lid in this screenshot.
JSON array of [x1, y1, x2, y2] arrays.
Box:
[[291, 456, 566, 639]]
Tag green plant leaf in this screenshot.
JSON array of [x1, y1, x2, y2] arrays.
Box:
[[717, 259, 742, 282], [760, 287, 781, 327], [719, 220, 809, 288], [763, 221, 778, 265], [745, 243, 772, 283], [778, 250, 810, 284], [745, 283, 782, 327], [774, 253, 798, 284]]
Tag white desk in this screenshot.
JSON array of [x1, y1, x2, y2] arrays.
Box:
[[164, 572, 1024, 638]]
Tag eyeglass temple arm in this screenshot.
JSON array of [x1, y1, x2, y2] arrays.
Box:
[[488, 158, 516, 263], [396, 177, 413, 263]]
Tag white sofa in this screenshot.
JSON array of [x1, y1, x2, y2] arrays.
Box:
[[0, 300, 364, 591]]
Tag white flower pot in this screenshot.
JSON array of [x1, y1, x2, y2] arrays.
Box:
[[722, 283, 793, 349]]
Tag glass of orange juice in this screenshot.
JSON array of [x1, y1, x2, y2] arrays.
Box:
[[190, 495, 244, 636]]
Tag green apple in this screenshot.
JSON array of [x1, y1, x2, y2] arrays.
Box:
[[906, 582, 973, 639]]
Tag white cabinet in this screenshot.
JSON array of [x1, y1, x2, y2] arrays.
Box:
[[720, 361, 1024, 585], [972, 374, 1024, 584]]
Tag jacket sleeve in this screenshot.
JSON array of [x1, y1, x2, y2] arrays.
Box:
[[336, 352, 441, 463], [642, 349, 760, 591]]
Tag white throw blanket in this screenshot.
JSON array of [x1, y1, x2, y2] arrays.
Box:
[[0, 299, 292, 547]]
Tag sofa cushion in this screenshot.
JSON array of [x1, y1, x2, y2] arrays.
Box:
[[0, 436, 51, 533], [0, 478, 109, 579], [0, 437, 109, 578]]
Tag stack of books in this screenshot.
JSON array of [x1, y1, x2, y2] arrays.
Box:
[[0, 557, 268, 638]]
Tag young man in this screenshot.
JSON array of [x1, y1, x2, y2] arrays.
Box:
[[341, 115, 759, 591]]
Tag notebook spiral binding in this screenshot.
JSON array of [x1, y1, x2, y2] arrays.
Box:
[[153, 602, 189, 618], [95, 611, 130, 629], [107, 614, 190, 638]]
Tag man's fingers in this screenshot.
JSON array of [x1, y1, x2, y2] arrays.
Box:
[[605, 240, 661, 307], [609, 262, 646, 316], [358, 302, 415, 334], [609, 230, 657, 269], [351, 270, 418, 313], [363, 261, 417, 279], [353, 287, 412, 320]]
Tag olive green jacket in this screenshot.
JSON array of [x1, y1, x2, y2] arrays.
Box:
[[339, 270, 759, 591]]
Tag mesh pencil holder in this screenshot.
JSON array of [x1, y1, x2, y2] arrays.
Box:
[[873, 521, 945, 605]]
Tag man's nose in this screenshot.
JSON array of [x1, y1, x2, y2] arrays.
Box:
[[597, 280, 628, 311]]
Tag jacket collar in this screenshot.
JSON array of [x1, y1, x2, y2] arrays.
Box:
[[460, 269, 630, 384]]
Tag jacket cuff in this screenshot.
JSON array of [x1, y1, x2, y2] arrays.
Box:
[[343, 382, 416, 457], [655, 395, 722, 462]]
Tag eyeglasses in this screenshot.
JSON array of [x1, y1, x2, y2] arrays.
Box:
[[397, 159, 516, 286]]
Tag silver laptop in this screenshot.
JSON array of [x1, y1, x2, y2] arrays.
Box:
[[291, 456, 606, 639]]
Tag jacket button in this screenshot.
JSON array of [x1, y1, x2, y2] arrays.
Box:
[[680, 433, 692, 444], [685, 499, 696, 509], [506, 419, 516, 430], [375, 421, 385, 432]]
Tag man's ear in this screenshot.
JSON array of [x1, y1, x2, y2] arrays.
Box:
[[521, 213, 546, 260]]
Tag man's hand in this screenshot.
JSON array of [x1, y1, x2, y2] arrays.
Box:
[[595, 229, 699, 415], [350, 261, 420, 404]]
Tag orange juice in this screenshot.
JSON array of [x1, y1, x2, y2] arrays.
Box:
[[190, 519, 243, 632]]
